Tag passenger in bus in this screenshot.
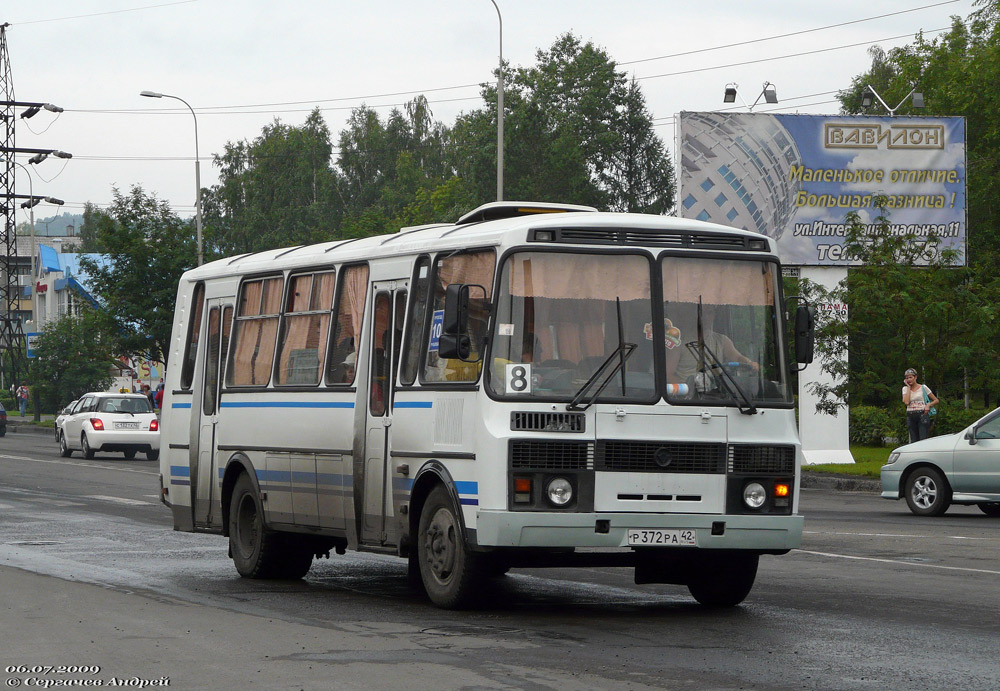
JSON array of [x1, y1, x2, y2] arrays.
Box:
[[341, 352, 356, 383], [668, 304, 758, 385]]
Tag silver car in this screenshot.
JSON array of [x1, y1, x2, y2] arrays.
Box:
[[881, 407, 1000, 516]]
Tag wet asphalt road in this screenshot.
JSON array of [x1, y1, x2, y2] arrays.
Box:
[[1, 430, 999, 690]]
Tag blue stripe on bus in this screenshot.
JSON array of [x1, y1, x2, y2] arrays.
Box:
[[171, 402, 192, 409], [221, 401, 355, 409], [394, 401, 433, 409], [459, 498, 479, 506], [170, 466, 190, 477], [454, 481, 478, 496]]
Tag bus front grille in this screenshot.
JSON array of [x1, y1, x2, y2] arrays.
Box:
[[510, 411, 585, 433], [596, 441, 726, 473], [728, 445, 795, 474], [510, 440, 594, 470]]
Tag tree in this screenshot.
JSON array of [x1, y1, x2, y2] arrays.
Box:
[[205, 109, 342, 254], [78, 186, 197, 364], [28, 310, 116, 412]]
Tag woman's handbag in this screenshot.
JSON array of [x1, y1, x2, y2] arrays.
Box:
[[922, 386, 937, 416]]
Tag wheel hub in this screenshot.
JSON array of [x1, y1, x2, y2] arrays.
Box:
[[424, 507, 456, 583], [912, 477, 937, 508]]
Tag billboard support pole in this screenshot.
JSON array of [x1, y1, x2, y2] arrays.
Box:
[[798, 266, 854, 465]]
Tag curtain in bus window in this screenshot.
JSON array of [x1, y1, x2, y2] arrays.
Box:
[[507, 254, 648, 301], [327, 265, 369, 385], [662, 258, 773, 306], [227, 276, 283, 387], [276, 272, 334, 386]]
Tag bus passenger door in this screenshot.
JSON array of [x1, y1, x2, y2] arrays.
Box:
[[195, 301, 232, 528], [361, 284, 406, 544]]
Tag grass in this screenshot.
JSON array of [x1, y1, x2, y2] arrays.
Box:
[[802, 446, 892, 478]]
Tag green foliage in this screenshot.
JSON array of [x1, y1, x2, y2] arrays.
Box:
[[77, 185, 197, 364], [27, 310, 116, 412], [849, 406, 897, 446]]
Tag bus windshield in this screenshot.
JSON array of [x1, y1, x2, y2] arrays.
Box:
[[486, 250, 791, 407], [662, 255, 790, 406], [487, 251, 655, 402]]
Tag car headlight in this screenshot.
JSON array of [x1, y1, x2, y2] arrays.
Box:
[[546, 477, 573, 506], [887, 452, 900, 465], [743, 482, 767, 509]]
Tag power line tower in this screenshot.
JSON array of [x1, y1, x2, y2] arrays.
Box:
[[0, 22, 23, 390], [0, 22, 69, 390]]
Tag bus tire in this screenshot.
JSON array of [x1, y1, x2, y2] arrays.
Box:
[[687, 553, 758, 607], [417, 485, 483, 609], [277, 537, 314, 580], [229, 472, 284, 579]]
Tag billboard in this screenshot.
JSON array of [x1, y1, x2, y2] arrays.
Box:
[[677, 112, 966, 266]]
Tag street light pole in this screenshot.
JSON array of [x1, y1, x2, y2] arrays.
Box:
[[11, 161, 37, 326], [140, 90, 203, 266], [489, 0, 504, 201]]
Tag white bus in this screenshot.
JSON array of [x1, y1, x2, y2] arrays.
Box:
[[159, 201, 815, 609]]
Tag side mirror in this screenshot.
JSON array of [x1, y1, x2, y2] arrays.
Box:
[[438, 284, 487, 361], [794, 304, 815, 364], [967, 427, 977, 445]]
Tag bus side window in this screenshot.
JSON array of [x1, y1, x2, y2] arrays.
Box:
[[400, 256, 431, 385], [226, 276, 283, 387], [326, 264, 369, 385], [180, 282, 205, 390], [275, 271, 335, 386], [422, 250, 495, 384]]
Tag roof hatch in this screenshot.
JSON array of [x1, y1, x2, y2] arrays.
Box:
[[455, 201, 598, 225]]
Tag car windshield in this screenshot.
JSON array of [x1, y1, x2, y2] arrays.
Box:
[[99, 397, 152, 414], [486, 251, 655, 402]]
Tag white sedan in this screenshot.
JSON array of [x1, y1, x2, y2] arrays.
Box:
[[881, 407, 1000, 517], [58, 392, 160, 461]]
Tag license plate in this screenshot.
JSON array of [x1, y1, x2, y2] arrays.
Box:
[[115, 422, 139, 430], [627, 529, 697, 546]]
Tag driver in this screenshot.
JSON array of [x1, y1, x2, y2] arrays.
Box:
[[668, 304, 758, 385]]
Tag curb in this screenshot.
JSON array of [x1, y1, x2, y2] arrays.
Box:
[[4, 423, 55, 437], [801, 472, 881, 493]]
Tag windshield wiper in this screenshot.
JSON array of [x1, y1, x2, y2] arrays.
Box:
[[684, 339, 757, 415], [566, 342, 637, 411], [690, 297, 757, 415], [568, 297, 636, 411]]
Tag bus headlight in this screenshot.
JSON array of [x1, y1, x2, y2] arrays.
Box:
[[743, 482, 767, 509], [546, 477, 573, 506]]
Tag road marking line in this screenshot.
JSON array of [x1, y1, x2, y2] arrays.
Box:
[[0, 454, 157, 476], [805, 530, 997, 541], [85, 495, 152, 506], [796, 549, 1000, 575]]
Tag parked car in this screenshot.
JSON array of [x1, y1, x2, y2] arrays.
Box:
[[58, 392, 159, 460], [0, 401, 6, 437], [54, 399, 80, 441], [881, 407, 1000, 517]]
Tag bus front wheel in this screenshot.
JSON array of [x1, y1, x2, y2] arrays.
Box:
[[687, 553, 758, 607], [417, 485, 483, 609], [229, 473, 287, 579]]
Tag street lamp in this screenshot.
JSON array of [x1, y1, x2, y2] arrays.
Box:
[[489, 0, 504, 201], [27, 150, 72, 165], [722, 81, 778, 111], [140, 90, 204, 266], [860, 84, 924, 116]]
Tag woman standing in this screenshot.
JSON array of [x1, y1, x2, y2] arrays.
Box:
[[902, 368, 938, 443]]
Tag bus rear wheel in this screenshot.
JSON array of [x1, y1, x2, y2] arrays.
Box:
[[687, 553, 759, 607], [417, 485, 483, 609], [229, 473, 287, 579]]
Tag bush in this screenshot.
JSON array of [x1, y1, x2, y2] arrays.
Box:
[[851, 401, 992, 447], [849, 405, 896, 446]]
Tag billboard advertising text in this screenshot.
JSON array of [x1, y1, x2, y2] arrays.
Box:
[[677, 112, 966, 266]]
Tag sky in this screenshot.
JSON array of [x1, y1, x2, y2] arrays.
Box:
[[2, 0, 982, 227]]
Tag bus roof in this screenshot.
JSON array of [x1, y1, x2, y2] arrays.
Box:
[[182, 202, 771, 282]]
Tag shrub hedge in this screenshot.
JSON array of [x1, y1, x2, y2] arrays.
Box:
[[850, 402, 991, 446]]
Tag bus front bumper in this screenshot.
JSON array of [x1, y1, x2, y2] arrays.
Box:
[[474, 511, 803, 552]]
